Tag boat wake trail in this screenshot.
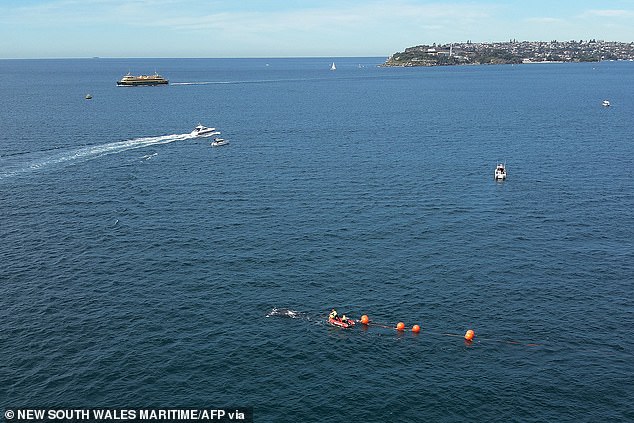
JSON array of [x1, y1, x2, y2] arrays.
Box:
[[0, 133, 194, 180], [172, 80, 285, 86], [171, 77, 331, 86]]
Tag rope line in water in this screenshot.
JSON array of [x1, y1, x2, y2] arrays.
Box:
[[268, 309, 542, 347], [318, 310, 542, 347]]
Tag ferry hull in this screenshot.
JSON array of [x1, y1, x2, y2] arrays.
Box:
[[116, 80, 168, 86]]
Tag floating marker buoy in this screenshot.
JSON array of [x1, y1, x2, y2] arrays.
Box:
[[396, 322, 405, 331], [360, 315, 369, 325], [412, 324, 421, 333], [464, 329, 475, 341]]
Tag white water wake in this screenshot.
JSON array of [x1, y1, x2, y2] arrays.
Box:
[[172, 80, 282, 85], [0, 132, 194, 180], [171, 77, 331, 86]]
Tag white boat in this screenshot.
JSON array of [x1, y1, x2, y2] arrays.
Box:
[[191, 124, 217, 136], [494, 163, 507, 180], [211, 138, 229, 147], [602, 100, 610, 107], [330, 62, 336, 71]]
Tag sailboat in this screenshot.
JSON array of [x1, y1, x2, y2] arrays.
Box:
[[330, 62, 336, 71]]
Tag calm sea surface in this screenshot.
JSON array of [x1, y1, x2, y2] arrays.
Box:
[[1, 58, 633, 422]]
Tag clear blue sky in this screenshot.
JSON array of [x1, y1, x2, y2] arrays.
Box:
[[2, 0, 633, 58]]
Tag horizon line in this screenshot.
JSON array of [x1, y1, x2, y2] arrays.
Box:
[[4, 39, 633, 61], [0, 56, 389, 61]]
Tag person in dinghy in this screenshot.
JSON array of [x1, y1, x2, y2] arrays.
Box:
[[328, 309, 355, 328]]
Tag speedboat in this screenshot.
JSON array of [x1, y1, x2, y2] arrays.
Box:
[[211, 138, 229, 147], [191, 124, 216, 136], [602, 100, 610, 107], [494, 163, 507, 180]]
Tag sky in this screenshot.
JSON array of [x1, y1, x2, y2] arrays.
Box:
[[1, 0, 634, 58]]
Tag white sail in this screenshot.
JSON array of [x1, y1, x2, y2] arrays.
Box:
[[330, 62, 336, 71]]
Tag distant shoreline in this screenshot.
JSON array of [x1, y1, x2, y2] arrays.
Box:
[[383, 40, 634, 67]]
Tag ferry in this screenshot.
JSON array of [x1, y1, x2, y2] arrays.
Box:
[[117, 72, 168, 86]]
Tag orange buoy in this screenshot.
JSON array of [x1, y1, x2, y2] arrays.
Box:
[[412, 324, 421, 333], [464, 329, 475, 341], [360, 315, 369, 325], [396, 322, 405, 331]]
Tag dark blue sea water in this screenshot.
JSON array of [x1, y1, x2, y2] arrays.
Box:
[[1, 58, 633, 422]]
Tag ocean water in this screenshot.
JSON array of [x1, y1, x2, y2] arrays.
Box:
[[1, 58, 633, 422]]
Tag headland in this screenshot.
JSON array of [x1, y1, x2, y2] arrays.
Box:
[[383, 40, 634, 67]]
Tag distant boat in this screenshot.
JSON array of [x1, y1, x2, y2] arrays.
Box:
[[211, 138, 229, 147], [602, 100, 611, 107], [85, 94, 92, 100], [116, 72, 168, 86], [330, 62, 336, 71], [494, 163, 507, 181]]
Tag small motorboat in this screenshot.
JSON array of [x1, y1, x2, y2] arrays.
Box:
[[494, 163, 507, 180], [602, 100, 610, 107], [191, 124, 217, 137], [85, 94, 92, 100], [211, 138, 229, 147], [328, 317, 355, 329]]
